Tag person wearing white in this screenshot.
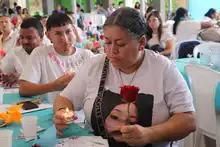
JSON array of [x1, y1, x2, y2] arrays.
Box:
[[1, 46, 29, 74], [66, 12, 84, 44], [148, 31, 174, 49], [146, 11, 174, 56], [1, 18, 45, 74], [203, 8, 217, 22], [0, 18, 44, 87], [53, 8, 196, 147], [107, 3, 116, 15], [19, 13, 94, 103], [0, 16, 19, 54]]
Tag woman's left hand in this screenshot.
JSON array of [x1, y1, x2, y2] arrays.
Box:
[[121, 124, 151, 146]]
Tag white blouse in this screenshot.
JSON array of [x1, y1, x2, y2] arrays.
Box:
[[148, 30, 174, 49]]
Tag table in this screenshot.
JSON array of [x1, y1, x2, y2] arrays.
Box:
[[175, 58, 200, 87], [175, 58, 220, 110], [0, 93, 93, 147]]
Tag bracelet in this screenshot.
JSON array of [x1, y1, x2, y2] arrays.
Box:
[[58, 108, 65, 111]]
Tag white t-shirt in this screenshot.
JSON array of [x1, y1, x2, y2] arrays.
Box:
[[20, 45, 94, 103], [148, 30, 174, 49], [175, 20, 201, 43], [43, 35, 52, 46], [3, 30, 19, 53], [1, 46, 29, 74], [203, 16, 212, 22], [202, 16, 217, 25], [61, 50, 194, 147]]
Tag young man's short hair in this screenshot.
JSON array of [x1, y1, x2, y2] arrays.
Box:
[[46, 13, 72, 31]]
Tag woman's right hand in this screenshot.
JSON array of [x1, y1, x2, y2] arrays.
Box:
[[53, 109, 68, 136]]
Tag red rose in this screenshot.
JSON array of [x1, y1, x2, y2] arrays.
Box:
[[89, 21, 92, 25], [120, 85, 140, 102]]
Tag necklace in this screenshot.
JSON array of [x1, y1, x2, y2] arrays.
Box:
[[119, 51, 145, 86]]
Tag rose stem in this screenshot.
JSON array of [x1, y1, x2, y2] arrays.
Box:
[[127, 102, 131, 125]]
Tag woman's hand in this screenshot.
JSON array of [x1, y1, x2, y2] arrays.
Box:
[[53, 109, 69, 136], [120, 124, 151, 146]]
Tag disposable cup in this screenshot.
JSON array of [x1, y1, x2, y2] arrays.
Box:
[[0, 130, 13, 147], [21, 116, 38, 141]]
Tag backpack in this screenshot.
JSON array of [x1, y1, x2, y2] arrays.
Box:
[[178, 41, 200, 58]]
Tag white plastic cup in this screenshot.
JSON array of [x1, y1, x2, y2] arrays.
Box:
[[21, 116, 38, 141], [0, 130, 13, 147], [0, 87, 4, 104]]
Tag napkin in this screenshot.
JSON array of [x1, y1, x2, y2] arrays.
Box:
[[55, 136, 109, 147], [33, 124, 57, 147]]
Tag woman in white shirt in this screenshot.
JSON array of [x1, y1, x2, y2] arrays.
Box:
[[146, 11, 174, 57], [203, 8, 217, 22], [53, 8, 196, 147]]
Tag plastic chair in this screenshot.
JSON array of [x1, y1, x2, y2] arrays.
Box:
[[193, 42, 220, 58], [175, 20, 201, 44], [185, 64, 220, 147]]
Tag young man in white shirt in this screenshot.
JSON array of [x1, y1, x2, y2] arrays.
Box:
[[19, 13, 94, 103], [0, 18, 44, 87], [0, 16, 19, 55]]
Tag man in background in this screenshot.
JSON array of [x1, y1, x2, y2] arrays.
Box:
[[0, 18, 44, 87], [0, 16, 19, 56], [52, 5, 65, 14], [118, 1, 124, 8]]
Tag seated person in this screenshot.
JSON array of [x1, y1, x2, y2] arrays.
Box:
[[0, 16, 19, 56], [173, 7, 214, 43], [66, 11, 83, 43], [0, 18, 44, 87], [145, 6, 154, 22], [146, 11, 174, 57], [19, 13, 94, 103], [53, 8, 196, 147], [203, 8, 217, 22], [31, 15, 51, 46]]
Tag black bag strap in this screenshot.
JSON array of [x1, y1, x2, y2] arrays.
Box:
[[92, 57, 109, 138]]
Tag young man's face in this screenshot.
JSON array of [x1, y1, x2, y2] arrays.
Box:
[[46, 24, 75, 52]]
